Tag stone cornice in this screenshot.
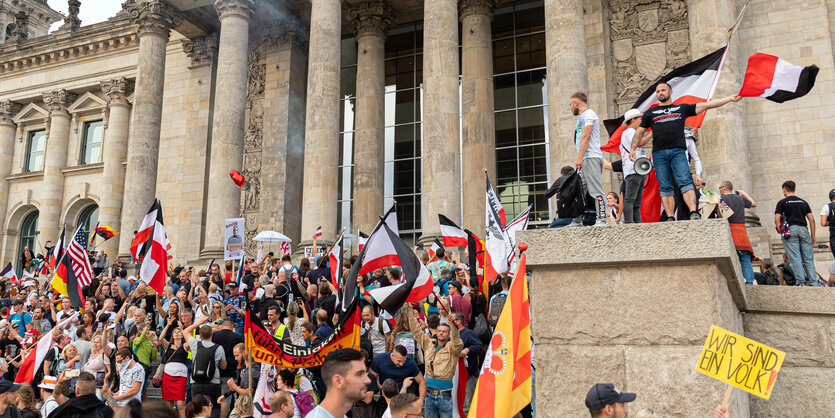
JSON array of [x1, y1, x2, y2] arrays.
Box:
[[124, 0, 181, 38], [459, 0, 495, 21], [100, 77, 135, 107], [345, 1, 397, 39], [214, 0, 256, 21], [182, 34, 219, 69], [42, 90, 77, 116], [0, 22, 138, 76], [0, 100, 22, 126], [61, 162, 104, 176]]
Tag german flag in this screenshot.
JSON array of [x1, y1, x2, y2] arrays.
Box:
[[244, 299, 361, 369], [50, 249, 85, 309], [90, 225, 118, 246]]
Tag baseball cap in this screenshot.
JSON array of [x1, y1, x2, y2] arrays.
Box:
[[585, 383, 636, 411], [38, 376, 58, 390], [623, 109, 643, 124], [11, 299, 23, 306], [0, 381, 20, 394]]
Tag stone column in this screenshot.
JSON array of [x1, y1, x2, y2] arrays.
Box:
[[0, 101, 21, 232], [347, 1, 395, 236], [299, 0, 341, 245], [118, 0, 180, 257], [460, 0, 496, 235], [687, 1, 751, 192], [40, 90, 76, 242], [201, 0, 255, 259], [419, 0, 461, 242], [99, 78, 134, 259], [544, 0, 588, 177]]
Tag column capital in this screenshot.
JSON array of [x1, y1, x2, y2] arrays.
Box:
[[459, 0, 495, 21], [182, 34, 219, 68], [42, 90, 77, 116], [0, 100, 22, 127], [101, 77, 135, 107], [345, 1, 396, 39], [269, 21, 309, 50], [125, 0, 181, 38], [214, 0, 256, 21]]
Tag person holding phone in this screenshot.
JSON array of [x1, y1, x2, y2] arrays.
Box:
[[57, 344, 83, 392], [82, 332, 111, 393]]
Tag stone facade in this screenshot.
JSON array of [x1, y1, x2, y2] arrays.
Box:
[[0, 0, 831, 273]]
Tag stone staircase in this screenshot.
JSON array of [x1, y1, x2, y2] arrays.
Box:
[[146, 357, 163, 400]]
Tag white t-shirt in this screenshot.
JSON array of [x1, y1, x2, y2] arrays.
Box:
[[575, 108, 602, 159], [305, 405, 344, 418], [619, 127, 646, 177], [820, 203, 834, 218], [117, 361, 145, 406]]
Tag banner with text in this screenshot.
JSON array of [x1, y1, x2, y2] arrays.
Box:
[[244, 301, 361, 368], [695, 326, 785, 400], [224, 218, 245, 261]]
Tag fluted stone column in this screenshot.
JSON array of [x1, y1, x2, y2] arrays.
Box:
[[687, 0, 750, 192], [40, 90, 76, 242], [201, 0, 255, 259], [0, 101, 21, 233], [544, 0, 588, 176], [420, 0, 461, 243], [118, 0, 179, 257], [347, 1, 395, 236], [460, 0, 496, 235], [99, 78, 134, 259], [299, 0, 341, 246]]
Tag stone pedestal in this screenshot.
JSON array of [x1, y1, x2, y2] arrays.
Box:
[[202, 0, 255, 259], [519, 220, 750, 417], [460, 0, 496, 234], [0, 101, 21, 233], [98, 78, 134, 259], [544, 0, 588, 175], [119, 0, 179, 257], [348, 1, 395, 236], [687, 0, 750, 193], [419, 0, 462, 242], [299, 0, 341, 247], [40, 90, 76, 242]]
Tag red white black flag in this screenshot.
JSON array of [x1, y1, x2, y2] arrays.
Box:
[[438, 214, 468, 247], [601, 47, 727, 153], [329, 234, 344, 292], [357, 231, 368, 252], [131, 199, 169, 294], [739, 53, 818, 103]]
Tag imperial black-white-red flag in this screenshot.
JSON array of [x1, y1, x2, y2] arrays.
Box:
[[739, 53, 819, 103], [438, 214, 469, 247], [132, 199, 169, 294], [366, 222, 433, 317], [358, 204, 399, 276]]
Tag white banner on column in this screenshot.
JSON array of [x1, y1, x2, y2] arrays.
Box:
[[224, 217, 245, 261]]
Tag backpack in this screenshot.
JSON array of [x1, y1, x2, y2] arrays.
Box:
[[192, 341, 219, 383], [294, 371, 321, 403], [359, 328, 374, 357], [487, 292, 508, 328], [556, 170, 585, 219], [291, 390, 316, 417]]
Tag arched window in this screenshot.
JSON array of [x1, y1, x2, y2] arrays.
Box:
[[4, 24, 14, 42], [17, 211, 38, 276], [78, 204, 99, 239]]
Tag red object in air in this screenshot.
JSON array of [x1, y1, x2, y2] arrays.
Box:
[[229, 170, 245, 188], [518, 242, 528, 252]]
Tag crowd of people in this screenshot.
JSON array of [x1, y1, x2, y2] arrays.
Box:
[[549, 89, 835, 287], [0, 233, 529, 418]]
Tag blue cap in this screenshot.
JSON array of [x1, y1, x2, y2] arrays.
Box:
[[585, 383, 636, 411]]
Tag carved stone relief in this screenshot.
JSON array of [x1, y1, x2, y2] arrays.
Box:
[[608, 0, 691, 113], [241, 37, 267, 256]]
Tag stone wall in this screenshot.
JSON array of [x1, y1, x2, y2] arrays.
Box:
[[521, 220, 835, 416]]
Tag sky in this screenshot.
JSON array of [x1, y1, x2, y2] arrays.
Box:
[[47, 0, 123, 32]]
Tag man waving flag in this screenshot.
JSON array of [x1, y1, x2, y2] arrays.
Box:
[[130, 198, 170, 294], [52, 225, 93, 308], [468, 254, 532, 418]]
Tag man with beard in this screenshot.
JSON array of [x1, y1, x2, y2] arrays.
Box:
[[305, 349, 371, 418], [568, 92, 606, 226]]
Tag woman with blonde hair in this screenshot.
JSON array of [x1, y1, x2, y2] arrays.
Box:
[[210, 301, 226, 324], [56, 344, 82, 392], [284, 300, 309, 346], [234, 394, 253, 418], [82, 331, 111, 390]]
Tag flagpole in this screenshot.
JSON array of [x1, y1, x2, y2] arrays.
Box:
[[322, 228, 347, 259], [706, 0, 751, 101]]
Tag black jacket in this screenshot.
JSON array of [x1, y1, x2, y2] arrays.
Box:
[[48, 394, 113, 418]]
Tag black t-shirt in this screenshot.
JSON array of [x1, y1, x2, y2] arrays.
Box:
[[775, 196, 812, 227], [212, 329, 243, 378], [640, 103, 697, 151], [720, 193, 752, 224]]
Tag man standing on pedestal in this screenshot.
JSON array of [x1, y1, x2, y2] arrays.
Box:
[[569, 92, 606, 227], [718, 181, 757, 284]]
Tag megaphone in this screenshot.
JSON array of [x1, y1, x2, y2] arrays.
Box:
[[634, 157, 653, 176]]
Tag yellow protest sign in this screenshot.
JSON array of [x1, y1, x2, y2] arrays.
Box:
[[695, 326, 785, 399]]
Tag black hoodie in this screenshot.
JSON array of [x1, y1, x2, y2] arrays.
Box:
[[48, 394, 113, 418]]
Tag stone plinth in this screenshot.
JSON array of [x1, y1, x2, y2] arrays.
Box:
[[519, 219, 749, 417]]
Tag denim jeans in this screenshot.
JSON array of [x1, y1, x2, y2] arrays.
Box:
[[737, 251, 754, 284], [652, 148, 694, 197], [425, 392, 453, 418], [622, 174, 645, 223], [549, 218, 573, 228], [782, 225, 818, 286]]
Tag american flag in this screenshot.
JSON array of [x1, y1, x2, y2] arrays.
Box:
[[68, 225, 94, 286]]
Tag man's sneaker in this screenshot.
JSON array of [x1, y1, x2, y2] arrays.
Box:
[[567, 220, 584, 227], [665, 217, 676, 222], [689, 211, 701, 220], [593, 220, 608, 227]]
